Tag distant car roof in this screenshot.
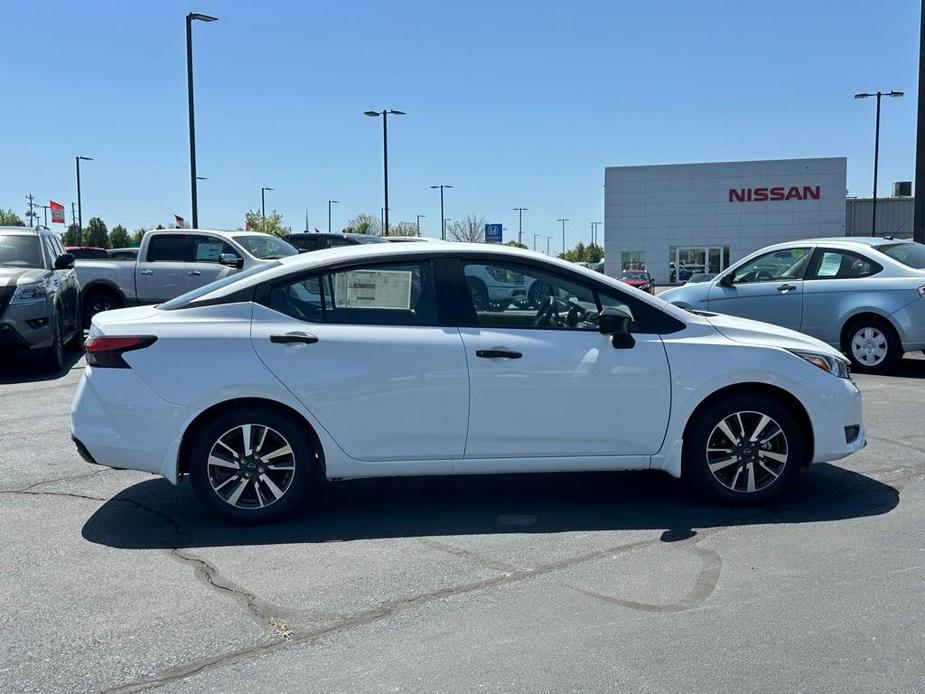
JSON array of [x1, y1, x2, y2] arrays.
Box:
[[0, 226, 45, 235]]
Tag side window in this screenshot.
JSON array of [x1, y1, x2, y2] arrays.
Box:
[[808, 249, 882, 280], [191, 235, 236, 263], [146, 235, 191, 262], [732, 247, 811, 284], [269, 261, 438, 326], [42, 236, 57, 267], [461, 260, 602, 330]]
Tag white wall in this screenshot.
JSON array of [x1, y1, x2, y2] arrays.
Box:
[[604, 157, 847, 283]]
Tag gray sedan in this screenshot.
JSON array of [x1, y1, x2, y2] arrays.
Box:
[[660, 237, 925, 373]]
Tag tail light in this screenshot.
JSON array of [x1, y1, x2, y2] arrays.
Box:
[[84, 335, 157, 368]]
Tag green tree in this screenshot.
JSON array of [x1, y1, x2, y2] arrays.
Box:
[[387, 221, 418, 237], [504, 240, 528, 249], [447, 214, 486, 242], [63, 224, 81, 246], [244, 210, 290, 237], [84, 217, 110, 248], [559, 242, 603, 264], [0, 209, 25, 226], [109, 225, 129, 248], [341, 213, 381, 236], [131, 228, 147, 245]]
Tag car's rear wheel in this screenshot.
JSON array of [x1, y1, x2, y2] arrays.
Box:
[[467, 277, 489, 310], [683, 395, 803, 504], [844, 318, 899, 373], [527, 280, 551, 309], [82, 289, 122, 328], [188, 408, 318, 523]]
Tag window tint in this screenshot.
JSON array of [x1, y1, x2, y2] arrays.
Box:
[[731, 247, 811, 284], [286, 235, 325, 252], [877, 242, 925, 269], [191, 235, 236, 263], [146, 235, 190, 262], [235, 235, 298, 259], [269, 261, 438, 326], [42, 236, 58, 266], [808, 249, 881, 280], [0, 236, 44, 269]]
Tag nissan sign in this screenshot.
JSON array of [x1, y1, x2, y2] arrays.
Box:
[[728, 186, 821, 203]]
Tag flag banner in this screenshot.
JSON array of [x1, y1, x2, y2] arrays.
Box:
[[50, 200, 65, 224], [174, 214, 185, 228], [245, 220, 254, 230]]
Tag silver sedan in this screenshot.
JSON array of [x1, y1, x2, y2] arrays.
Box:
[[661, 237, 925, 373]]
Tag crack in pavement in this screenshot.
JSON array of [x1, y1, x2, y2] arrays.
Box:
[[416, 536, 519, 573], [0, 468, 110, 495]]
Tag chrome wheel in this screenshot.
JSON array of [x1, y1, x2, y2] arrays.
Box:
[[851, 326, 888, 367], [705, 410, 789, 494], [207, 424, 296, 510]]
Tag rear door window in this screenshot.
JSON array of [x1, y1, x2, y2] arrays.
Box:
[[146, 235, 191, 262], [807, 249, 882, 280], [191, 235, 236, 263]]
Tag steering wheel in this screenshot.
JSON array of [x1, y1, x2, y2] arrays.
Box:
[[532, 296, 567, 327]]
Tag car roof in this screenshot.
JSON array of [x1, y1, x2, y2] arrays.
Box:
[[0, 226, 45, 236], [767, 236, 917, 249]]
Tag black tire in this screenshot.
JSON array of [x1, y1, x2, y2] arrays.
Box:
[[82, 289, 122, 328], [188, 407, 319, 523], [41, 311, 66, 373], [683, 394, 803, 504], [843, 317, 900, 374], [527, 280, 551, 309], [467, 277, 489, 310]]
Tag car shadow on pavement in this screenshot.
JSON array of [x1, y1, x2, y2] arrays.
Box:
[[0, 343, 83, 384], [82, 463, 898, 550]]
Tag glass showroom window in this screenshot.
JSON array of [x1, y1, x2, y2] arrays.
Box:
[[621, 251, 645, 270]]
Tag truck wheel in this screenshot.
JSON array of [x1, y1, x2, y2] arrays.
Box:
[[83, 289, 122, 328]]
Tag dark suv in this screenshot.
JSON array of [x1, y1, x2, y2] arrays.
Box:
[[283, 232, 388, 253], [0, 227, 81, 370]]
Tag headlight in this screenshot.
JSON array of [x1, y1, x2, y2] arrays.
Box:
[[10, 281, 47, 305], [789, 350, 850, 379]]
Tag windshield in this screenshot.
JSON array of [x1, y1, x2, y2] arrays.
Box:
[[0, 235, 44, 269], [621, 271, 648, 280], [877, 242, 925, 269], [234, 235, 298, 259], [158, 262, 279, 310]]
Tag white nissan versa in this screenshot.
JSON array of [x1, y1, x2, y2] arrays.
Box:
[[71, 243, 865, 522]]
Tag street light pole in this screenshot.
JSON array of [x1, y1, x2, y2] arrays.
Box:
[[557, 218, 569, 254], [261, 187, 274, 227], [546, 235, 553, 255], [416, 214, 425, 237], [75, 155, 93, 235], [328, 200, 338, 233], [365, 109, 405, 236], [855, 90, 903, 235], [513, 207, 527, 246], [430, 184, 452, 240], [186, 12, 217, 230], [533, 233, 540, 251]]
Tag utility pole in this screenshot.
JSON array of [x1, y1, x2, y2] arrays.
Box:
[[557, 218, 569, 255], [305, 209, 309, 232], [70, 203, 77, 227], [25, 194, 36, 227], [513, 207, 527, 246], [40, 205, 50, 228], [416, 214, 425, 237], [327, 200, 338, 233]]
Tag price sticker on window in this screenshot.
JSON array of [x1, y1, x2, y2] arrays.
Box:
[[334, 270, 412, 309]]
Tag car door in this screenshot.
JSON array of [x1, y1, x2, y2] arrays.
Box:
[[706, 246, 812, 330], [48, 235, 79, 332], [251, 257, 469, 462], [188, 234, 241, 291], [451, 258, 671, 459], [136, 234, 192, 302]]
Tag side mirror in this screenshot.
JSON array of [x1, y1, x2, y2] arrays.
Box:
[[54, 253, 75, 270], [219, 253, 244, 269], [718, 273, 734, 287], [598, 306, 636, 349]]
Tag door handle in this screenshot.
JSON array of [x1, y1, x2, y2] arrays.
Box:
[[270, 332, 319, 345], [777, 283, 796, 293], [187, 270, 201, 276], [139, 269, 153, 276], [476, 349, 522, 359]]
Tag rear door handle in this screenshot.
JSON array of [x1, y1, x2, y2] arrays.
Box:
[[270, 332, 319, 345], [139, 269, 153, 276], [476, 349, 522, 359], [777, 283, 797, 293], [187, 270, 201, 276]]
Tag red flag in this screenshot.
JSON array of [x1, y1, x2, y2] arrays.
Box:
[[174, 214, 185, 224], [245, 220, 254, 230], [50, 200, 65, 225]]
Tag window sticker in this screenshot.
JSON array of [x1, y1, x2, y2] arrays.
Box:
[[334, 269, 412, 309], [817, 252, 841, 277], [196, 241, 224, 261]]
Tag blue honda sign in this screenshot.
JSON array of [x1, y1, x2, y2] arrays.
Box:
[[485, 223, 502, 244]]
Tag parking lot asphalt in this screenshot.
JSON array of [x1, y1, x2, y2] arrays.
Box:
[[2, 349, 924, 693]]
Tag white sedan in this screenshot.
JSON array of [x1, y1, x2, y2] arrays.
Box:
[[71, 243, 865, 522]]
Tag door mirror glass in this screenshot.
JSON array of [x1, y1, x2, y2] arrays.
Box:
[[598, 306, 635, 348], [718, 272, 734, 287], [54, 253, 75, 270], [219, 253, 243, 269]]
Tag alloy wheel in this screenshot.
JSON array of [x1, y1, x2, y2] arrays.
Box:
[[207, 424, 296, 509], [705, 410, 789, 494], [850, 326, 888, 367]]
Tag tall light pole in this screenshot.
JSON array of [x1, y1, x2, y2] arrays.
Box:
[[533, 233, 540, 251], [416, 214, 425, 237], [513, 207, 527, 246], [186, 12, 217, 230], [328, 200, 338, 233], [855, 90, 903, 235], [75, 155, 93, 234], [364, 109, 405, 236], [261, 186, 274, 226], [430, 184, 453, 240], [557, 218, 569, 253], [546, 235, 553, 256], [591, 221, 601, 245]]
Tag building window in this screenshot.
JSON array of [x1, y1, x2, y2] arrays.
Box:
[[621, 251, 645, 270]]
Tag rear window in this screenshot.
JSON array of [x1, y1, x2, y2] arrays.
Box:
[[158, 262, 278, 310], [877, 242, 925, 269]]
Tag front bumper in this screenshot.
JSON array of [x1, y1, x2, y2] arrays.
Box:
[[802, 368, 865, 464], [0, 310, 54, 350]]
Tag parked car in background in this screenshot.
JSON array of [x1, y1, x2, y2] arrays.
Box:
[[74, 229, 296, 326], [108, 247, 138, 260], [283, 232, 389, 253], [66, 246, 109, 260], [619, 269, 654, 294], [669, 263, 693, 283], [72, 242, 864, 522], [384, 236, 443, 243], [686, 273, 717, 284], [1, 226, 81, 370], [661, 237, 925, 372]]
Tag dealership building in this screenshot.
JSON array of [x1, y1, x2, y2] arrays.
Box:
[[604, 157, 851, 283]]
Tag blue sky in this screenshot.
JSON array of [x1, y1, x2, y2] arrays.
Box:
[[2, 0, 921, 250]]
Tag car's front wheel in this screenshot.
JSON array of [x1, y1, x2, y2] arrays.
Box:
[[188, 408, 318, 523], [41, 311, 66, 373], [683, 395, 803, 504]]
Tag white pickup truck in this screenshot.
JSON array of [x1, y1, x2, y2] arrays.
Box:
[[75, 229, 297, 326]]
